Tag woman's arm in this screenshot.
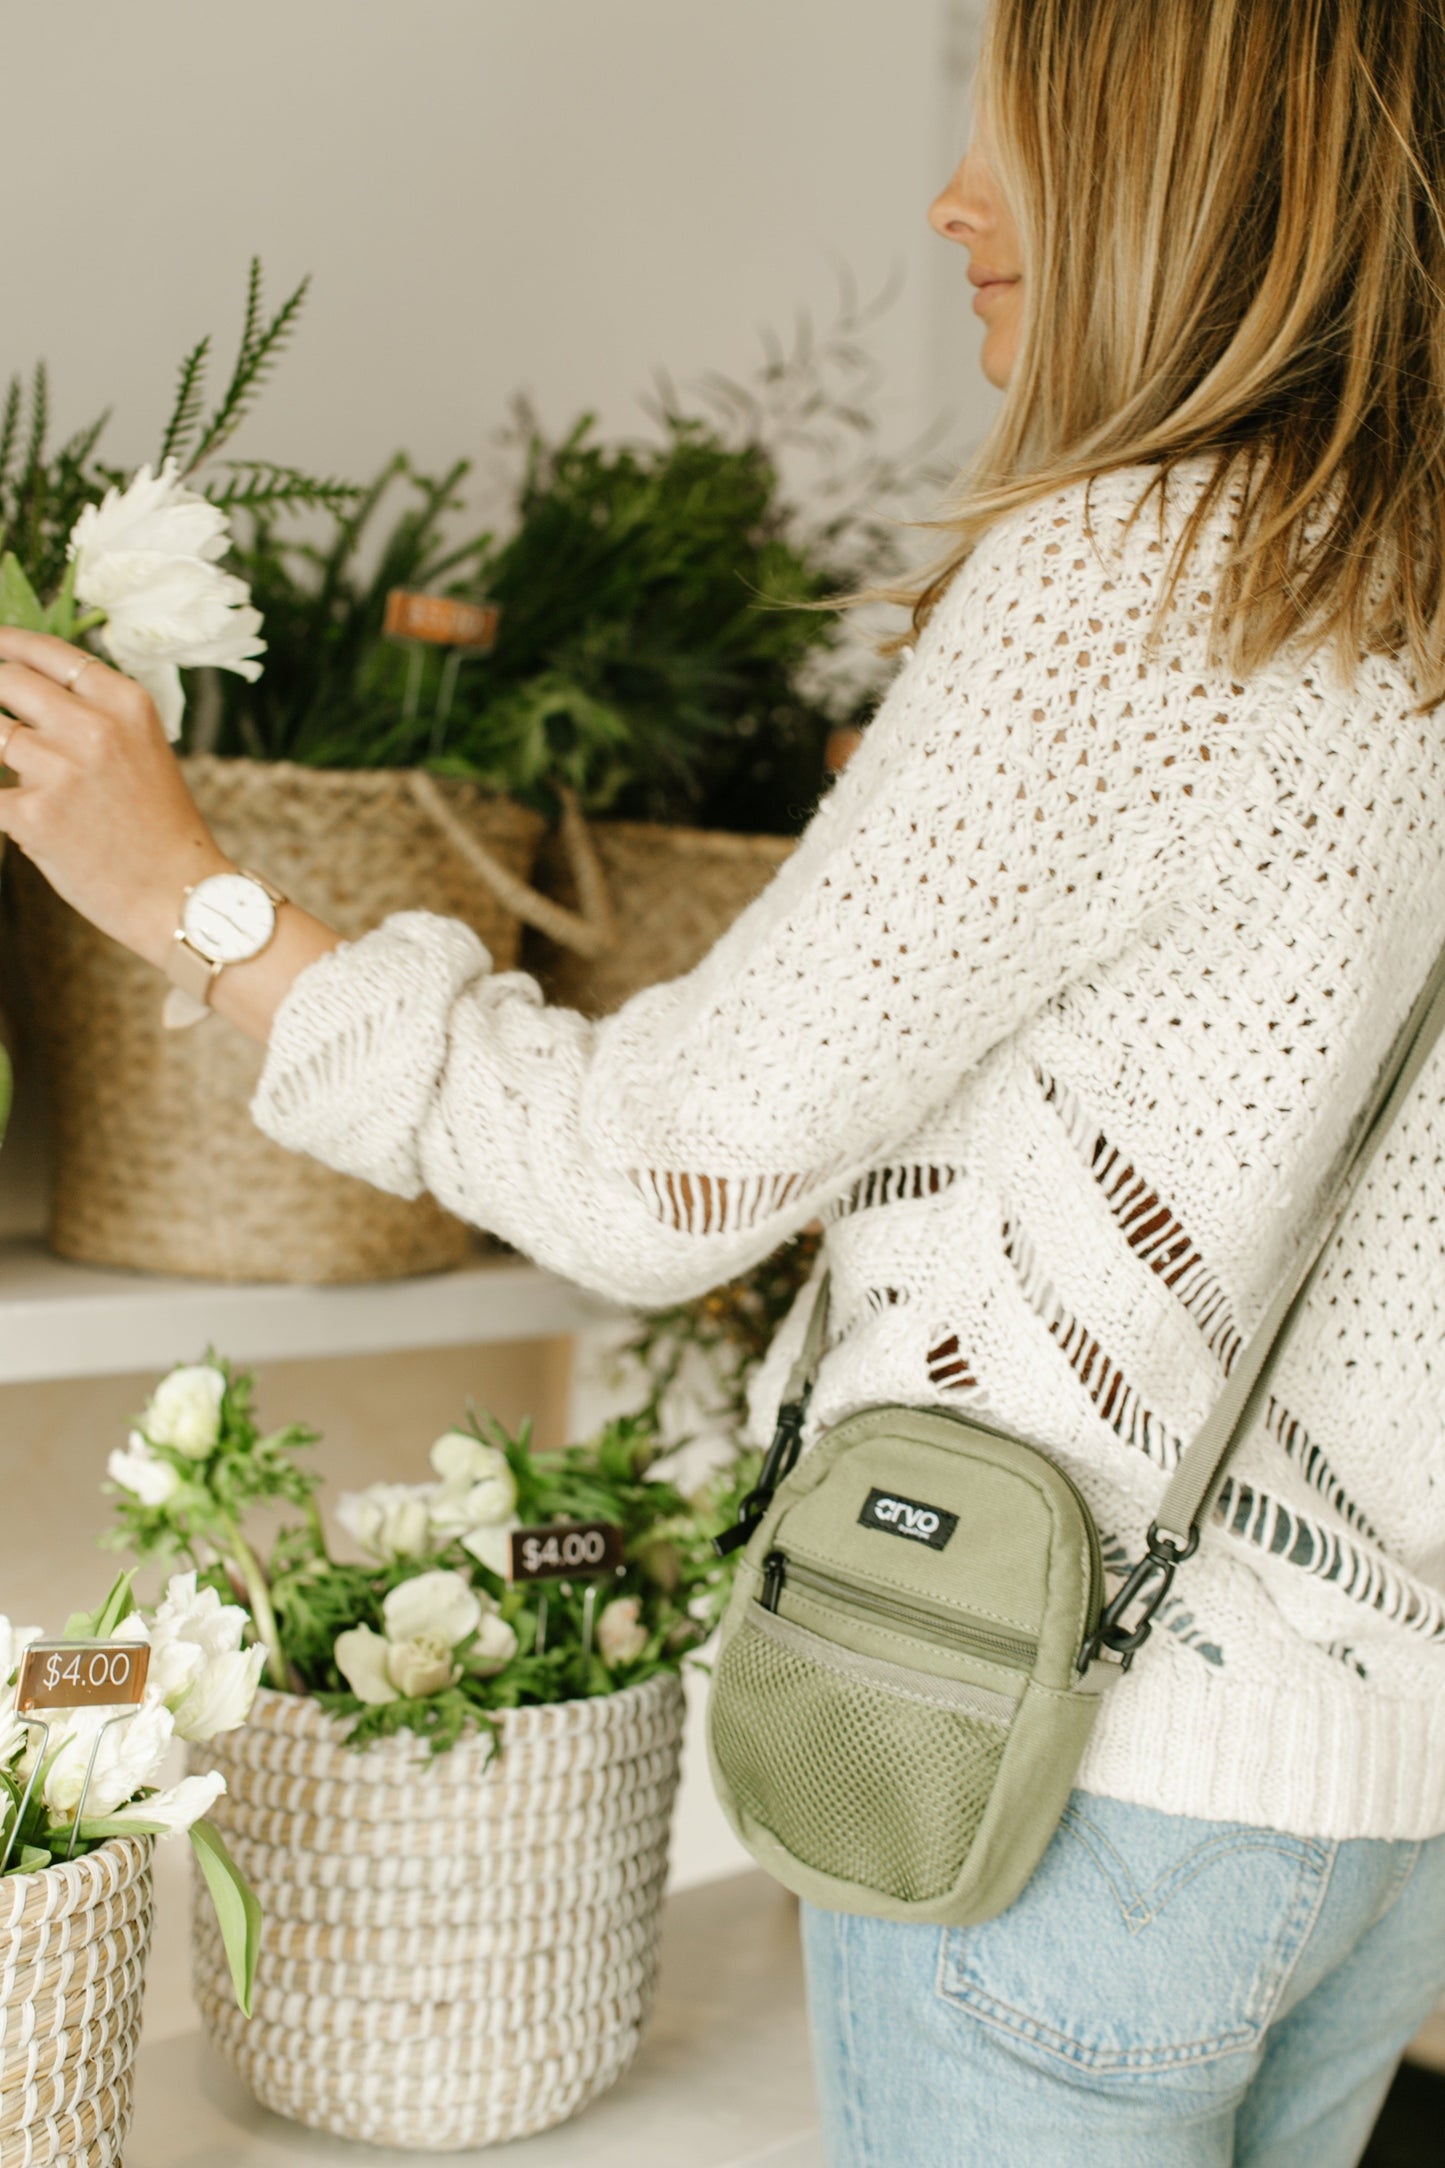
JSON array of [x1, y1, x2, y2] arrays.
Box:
[[0, 628, 341, 1031]]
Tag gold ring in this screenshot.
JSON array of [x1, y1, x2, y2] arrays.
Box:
[[65, 656, 95, 694]]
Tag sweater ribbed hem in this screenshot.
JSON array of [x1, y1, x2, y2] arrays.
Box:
[[1078, 1655, 1445, 1841]]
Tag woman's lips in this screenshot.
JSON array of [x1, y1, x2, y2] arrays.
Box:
[[971, 278, 1017, 314]]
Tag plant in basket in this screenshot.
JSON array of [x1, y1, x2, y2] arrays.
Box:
[[0, 1559, 261, 2165], [105, 1352, 750, 2150]]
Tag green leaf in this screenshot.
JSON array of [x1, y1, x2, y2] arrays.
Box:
[[190, 1819, 262, 2016], [0, 552, 47, 631], [64, 1568, 138, 1642], [8, 1845, 52, 1877], [42, 555, 79, 641]]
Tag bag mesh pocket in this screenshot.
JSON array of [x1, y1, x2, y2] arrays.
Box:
[[712, 1609, 1011, 1905]]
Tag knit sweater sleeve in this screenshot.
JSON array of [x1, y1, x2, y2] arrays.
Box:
[[251, 472, 1253, 1305]]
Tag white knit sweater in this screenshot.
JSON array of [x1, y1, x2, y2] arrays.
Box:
[[254, 459, 1445, 1843]]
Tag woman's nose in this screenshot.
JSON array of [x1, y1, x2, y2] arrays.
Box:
[[929, 151, 991, 246]]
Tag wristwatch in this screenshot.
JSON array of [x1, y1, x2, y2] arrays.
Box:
[[162, 867, 288, 1031]]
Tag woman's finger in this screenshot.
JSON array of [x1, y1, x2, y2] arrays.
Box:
[[0, 628, 146, 725]]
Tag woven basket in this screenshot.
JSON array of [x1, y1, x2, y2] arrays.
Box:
[[5, 759, 562, 1283], [523, 821, 795, 1017], [0, 1837, 153, 2168], [192, 1677, 686, 2151]]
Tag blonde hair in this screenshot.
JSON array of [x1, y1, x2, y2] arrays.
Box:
[[902, 0, 1445, 706]]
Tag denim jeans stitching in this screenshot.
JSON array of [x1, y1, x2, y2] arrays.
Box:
[[936, 1824, 1337, 2072], [1366, 1840, 1424, 1933], [1061, 1804, 1331, 1936]]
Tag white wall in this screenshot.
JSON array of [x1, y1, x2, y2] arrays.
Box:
[[4, 0, 994, 509]]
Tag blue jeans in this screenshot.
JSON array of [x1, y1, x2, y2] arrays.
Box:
[[802, 1791, 1445, 2167]]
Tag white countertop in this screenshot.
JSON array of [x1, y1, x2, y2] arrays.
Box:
[[125, 1871, 823, 2168]]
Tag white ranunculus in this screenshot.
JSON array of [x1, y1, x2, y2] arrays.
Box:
[[336, 1483, 435, 1563], [69, 460, 264, 741], [596, 1596, 649, 1668], [467, 1610, 519, 1678], [384, 1633, 461, 1700], [108, 1431, 180, 1508], [150, 1572, 249, 1662], [140, 1365, 227, 1459], [105, 1770, 227, 1838], [40, 1699, 174, 1823], [382, 1570, 482, 1649], [460, 1518, 520, 1578]]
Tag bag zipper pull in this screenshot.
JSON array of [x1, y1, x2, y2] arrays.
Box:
[[761, 1551, 787, 1613]]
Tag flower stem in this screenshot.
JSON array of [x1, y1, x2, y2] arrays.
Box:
[[224, 1524, 291, 1692]]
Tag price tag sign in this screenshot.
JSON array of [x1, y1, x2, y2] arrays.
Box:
[[383, 590, 499, 651], [17, 1643, 151, 1713], [509, 1522, 626, 1586]]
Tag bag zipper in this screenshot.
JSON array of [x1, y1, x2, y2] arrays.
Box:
[[759, 1551, 1038, 1670]]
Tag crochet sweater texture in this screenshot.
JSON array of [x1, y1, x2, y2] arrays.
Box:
[[254, 461, 1445, 1842]]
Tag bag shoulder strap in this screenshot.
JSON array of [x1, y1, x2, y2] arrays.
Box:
[[1090, 933, 1445, 1663]]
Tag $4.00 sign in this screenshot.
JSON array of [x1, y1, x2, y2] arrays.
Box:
[[17, 1642, 151, 1712], [508, 1522, 625, 1585]]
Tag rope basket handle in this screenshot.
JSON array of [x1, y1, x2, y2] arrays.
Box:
[[406, 772, 617, 960]]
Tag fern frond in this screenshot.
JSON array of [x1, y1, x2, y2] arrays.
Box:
[[185, 264, 311, 474], [158, 337, 210, 469], [205, 462, 358, 514], [21, 363, 48, 485], [58, 411, 111, 474], [0, 377, 22, 496]]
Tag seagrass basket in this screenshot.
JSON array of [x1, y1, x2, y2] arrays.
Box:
[[5, 758, 565, 1282], [191, 1677, 686, 2151], [0, 1837, 153, 2168], [523, 821, 794, 1016]]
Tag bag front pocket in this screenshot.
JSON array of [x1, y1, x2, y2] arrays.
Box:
[[711, 1599, 1020, 1906]]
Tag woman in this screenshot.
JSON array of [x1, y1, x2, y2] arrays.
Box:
[[3, 1, 1444, 2158]]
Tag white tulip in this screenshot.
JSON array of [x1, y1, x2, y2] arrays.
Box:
[[69, 460, 264, 741], [105, 1770, 227, 1838], [460, 1519, 519, 1578], [467, 1611, 519, 1678], [170, 1647, 265, 1744], [334, 1624, 399, 1706], [107, 1432, 179, 1508], [40, 1699, 174, 1823], [382, 1571, 481, 1649], [335, 1482, 435, 1563], [596, 1597, 649, 1668], [140, 1365, 227, 1459], [0, 1617, 43, 1702]]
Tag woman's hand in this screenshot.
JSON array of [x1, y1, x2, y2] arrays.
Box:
[[0, 627, 230, 969], [0, 626, 342, 1042]]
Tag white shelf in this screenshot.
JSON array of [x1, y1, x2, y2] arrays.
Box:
[[0, 1240, 614, 1386]]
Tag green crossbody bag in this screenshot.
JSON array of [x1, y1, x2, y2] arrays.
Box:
[[707, 939, 1445, 1927]]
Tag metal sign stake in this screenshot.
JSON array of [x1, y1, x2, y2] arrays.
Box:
[[0, 1719, 51, 1877]]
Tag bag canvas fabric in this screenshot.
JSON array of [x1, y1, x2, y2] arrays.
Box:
[[707, 934, 1445, 1927]]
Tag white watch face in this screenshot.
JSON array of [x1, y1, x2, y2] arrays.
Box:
[[182, 873, 277, 966]]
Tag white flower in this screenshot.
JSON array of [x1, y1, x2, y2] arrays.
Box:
[[467, 1610, 518, 1677], [460, 1520, 520, 1578], [39, 1699, 174, 1824], [140, 1365, 227, 1459], [336, 1482, 435, 1563], [382, 1571, 481, 1648], [334, 1569, 512, 1705], [141, 1573, 262, 1744], [596, 1597, 648, 1668], [107, 1431, 179, 1508], [0, 1617, 43, 1702], [104, 1770, 227, 1838], [69, 460, 264, 740], [428, 1432, 518, 1566]]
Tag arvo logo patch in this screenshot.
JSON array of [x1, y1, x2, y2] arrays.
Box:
[[859, 1488, 958, 1551]]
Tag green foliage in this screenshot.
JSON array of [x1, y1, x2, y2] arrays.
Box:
[[189, 1821, 262, 2016], [211, 284, 946, 832], [0, 262, 351, 622]]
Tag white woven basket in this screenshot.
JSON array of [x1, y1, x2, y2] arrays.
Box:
[[192, 1677, 686, 2151], [0, 1836, 154, 2168]]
